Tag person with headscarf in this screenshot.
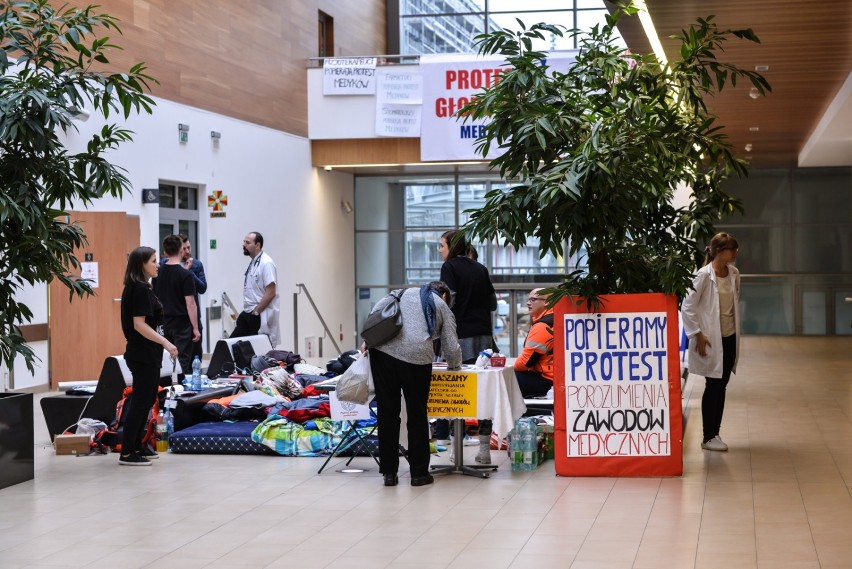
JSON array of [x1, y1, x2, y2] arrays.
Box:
[[366, 281, 462, 487]]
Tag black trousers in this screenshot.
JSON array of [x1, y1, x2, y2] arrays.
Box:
[[702, 334, 737, 443], [231, 311, 261, 339], [165, 323, 194, 378], [121, 359, 159, 456], [514, 370, 552, 398], [370, 349, 432, 477]]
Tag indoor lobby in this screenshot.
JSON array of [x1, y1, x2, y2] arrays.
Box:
[[2, 335, 851, 569]]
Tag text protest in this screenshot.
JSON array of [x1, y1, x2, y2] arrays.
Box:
[[564, 312, 671, 457], [428, 371, 477, 417], [323, 58, 377, 95]]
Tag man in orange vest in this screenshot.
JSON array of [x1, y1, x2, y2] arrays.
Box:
[[514, 288, 554, 398]]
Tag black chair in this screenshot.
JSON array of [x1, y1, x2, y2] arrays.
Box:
[[206, 334, 273, 378]]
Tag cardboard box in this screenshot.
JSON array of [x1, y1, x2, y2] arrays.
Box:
[[490, 356, 506, 367], [54, 434, 91, 455]]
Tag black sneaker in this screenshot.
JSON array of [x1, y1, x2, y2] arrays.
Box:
[[411, 473, 434, 487], [118, 453, 152, 467], [139, 448, 159, 460]]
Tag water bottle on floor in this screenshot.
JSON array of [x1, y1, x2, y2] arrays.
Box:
[[510, 420, 523, 471], [521, 418, 535, 471]]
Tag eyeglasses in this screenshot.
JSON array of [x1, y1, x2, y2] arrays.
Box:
[[527, 296, 543, 303]]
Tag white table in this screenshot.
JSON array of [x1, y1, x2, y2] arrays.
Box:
[[428, 366, 527, 478]]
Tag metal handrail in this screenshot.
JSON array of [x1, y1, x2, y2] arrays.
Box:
[[294, 283, 341, 356], [220, 291, 240, 339]]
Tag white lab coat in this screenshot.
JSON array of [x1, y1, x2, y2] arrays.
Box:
[[681, 263, 740, 378]]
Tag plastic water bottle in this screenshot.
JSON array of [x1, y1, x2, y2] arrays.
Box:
[[191, 355, 202, 390], [521, 418, 535, 471], [156, 409, 167, 452], [510, 420, 523, 471], [164, 404, 174, 451]]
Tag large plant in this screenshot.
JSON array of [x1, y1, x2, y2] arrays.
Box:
[[0, 1, 156, 372], [460, 3, 769, 307]]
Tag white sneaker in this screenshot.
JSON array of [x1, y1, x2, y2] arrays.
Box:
[[475, 448, 491, 464], [701, 436, 728, 451], [435, 439, 451, 447]]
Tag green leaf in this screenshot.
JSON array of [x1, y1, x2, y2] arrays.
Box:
[[0, 0, 157, 371]]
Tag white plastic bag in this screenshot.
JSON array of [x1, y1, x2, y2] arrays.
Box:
[[75, 418, 108, 437], [335, 352, 373, 404]]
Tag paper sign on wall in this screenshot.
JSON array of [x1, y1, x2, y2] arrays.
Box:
[[80, 262, 99, 288], [376, 104, 421, 137], [376, 68, 423, 104], [323, 57, 377, 95]]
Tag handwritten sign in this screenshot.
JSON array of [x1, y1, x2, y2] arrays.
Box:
[[376, 103, 421, 137], [376, 68, 422, 104], [323, 57, 377, 95], [428, 371, 477, 417], [564, 312, 670, 457]]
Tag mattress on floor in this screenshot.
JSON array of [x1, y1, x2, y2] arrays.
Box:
[[169, 421, 277, 455]]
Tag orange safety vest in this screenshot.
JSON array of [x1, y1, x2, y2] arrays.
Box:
[[514, 309, 554, 381]]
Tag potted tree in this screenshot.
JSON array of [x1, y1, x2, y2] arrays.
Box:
[[459, 2, 769, 476]]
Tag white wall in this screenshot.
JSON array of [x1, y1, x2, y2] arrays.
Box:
[[308, 66, 420, 140], [10, 96, 356, 389]]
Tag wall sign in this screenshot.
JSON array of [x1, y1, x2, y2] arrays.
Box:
[[207, 189, 228, 218]]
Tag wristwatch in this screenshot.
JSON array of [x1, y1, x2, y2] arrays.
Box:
[[251, 310, 259, 316]]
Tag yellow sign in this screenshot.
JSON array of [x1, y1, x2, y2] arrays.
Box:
[[428, 371, 477, 417]]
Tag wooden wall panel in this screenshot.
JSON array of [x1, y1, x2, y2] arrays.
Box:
[[312, 138, 421, 167], [60, 0, 388, 138]]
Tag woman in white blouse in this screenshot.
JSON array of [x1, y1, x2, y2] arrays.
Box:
[[681, 233, 741, 452]]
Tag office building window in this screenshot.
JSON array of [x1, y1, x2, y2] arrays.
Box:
[[396, 0, 619, 55]]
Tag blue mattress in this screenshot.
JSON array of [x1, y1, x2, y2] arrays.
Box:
[[169, 421, 277, 455]]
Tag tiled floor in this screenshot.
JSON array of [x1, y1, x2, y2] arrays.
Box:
[[2, 336, 851, 568]]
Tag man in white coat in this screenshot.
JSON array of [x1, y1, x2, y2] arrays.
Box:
[[231, 231, 280, 346]]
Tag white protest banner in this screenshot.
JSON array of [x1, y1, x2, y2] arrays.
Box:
[[323, 57, 377, 95], [376, 68, 423, 104], [563, 311, 670, 458], [376, 104, 421, 137], [419, 54, 505, 161], [419, 52, 575, 161]]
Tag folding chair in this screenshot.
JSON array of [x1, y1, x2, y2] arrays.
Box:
[[316, 390, 380, 474]]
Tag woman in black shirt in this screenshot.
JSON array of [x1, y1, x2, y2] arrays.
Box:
[[119, 247, 178, 466], [435, 230, 497, 464]]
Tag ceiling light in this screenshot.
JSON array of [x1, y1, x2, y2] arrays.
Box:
[[755, 65, 769, 72], [744, 143, 753, 152], [749, 127, 760, 132], [749, 88, 760, 99], [633, 0, 668, 64]]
